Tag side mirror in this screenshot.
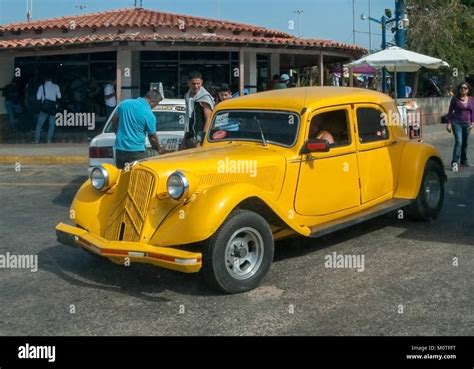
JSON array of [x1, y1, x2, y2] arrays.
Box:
[[300, 138, 330, 155]]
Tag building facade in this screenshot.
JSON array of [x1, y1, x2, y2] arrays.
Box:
[[0, 7, 366, 138]]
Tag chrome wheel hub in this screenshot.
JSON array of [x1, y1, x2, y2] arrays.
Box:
[[425, 172, 441, 209], [225, 227, 264, 280]]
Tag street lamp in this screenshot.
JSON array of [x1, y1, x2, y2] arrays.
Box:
[[293, 10, 304, 37], [361, 1, 408, 96]]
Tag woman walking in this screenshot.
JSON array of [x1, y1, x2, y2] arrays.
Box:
[[446, 82, 474, 169]]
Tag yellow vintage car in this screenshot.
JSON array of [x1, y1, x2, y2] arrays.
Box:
[[56, 87, 446, 294]]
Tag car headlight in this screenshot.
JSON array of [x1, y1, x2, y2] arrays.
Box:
[[167, 171, 189, 200], [90, 166, 109, 191]]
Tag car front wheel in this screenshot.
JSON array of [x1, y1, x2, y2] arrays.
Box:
[[202, 209, 274, 294], [406, 159, 445, 220]]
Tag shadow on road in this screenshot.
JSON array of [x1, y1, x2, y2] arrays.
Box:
[[38, 244, 218, 300], [52, 175, 87, 207], [274, 172, 474, 261]]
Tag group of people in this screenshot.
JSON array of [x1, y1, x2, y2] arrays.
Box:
[[112, 71, 233, 169], [2, 76, 116, 143]]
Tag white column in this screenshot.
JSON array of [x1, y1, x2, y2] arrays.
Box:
[[319, 51, 324, 86], [0, 56, 14, 114], [116, 47, 133, 101], [270, 53, 280, 81], [244, 51, 257, 94], [239, 48, 245, 96]]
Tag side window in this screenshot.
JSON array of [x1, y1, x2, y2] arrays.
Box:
[[356, 107, 389, 143], [309, 109, 351, 147]]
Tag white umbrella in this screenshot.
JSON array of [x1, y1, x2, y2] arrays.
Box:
[[345, 46, 449, 99]]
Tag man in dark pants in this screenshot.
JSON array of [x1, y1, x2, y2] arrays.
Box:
[[112, 89, 164, 169]]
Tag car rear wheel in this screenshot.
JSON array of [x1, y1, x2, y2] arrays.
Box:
[[202, 209, 274, 294], [406, 160, 444, 220]]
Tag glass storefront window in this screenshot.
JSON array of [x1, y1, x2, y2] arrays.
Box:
[[140, 62, 179, 98], [141, 51, 179, 61], [90, 63, 116, 83], [180, 51, 230, 61], [90, 51, 117, 61]]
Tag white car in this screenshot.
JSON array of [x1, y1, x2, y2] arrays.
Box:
[[89, 99, 186, 170]]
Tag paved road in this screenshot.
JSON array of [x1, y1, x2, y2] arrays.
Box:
[[0, 130, 473, 336]]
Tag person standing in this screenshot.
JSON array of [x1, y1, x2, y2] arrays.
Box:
[[104, 80, 116, 119], [182, 71, 215, 149], [269, 74, 280, 90], [446, 82, 474, 169], [2, 78, 22, 129], [33, 76, 61, 144], [274, 74, 290, 89], [214, 83, 240, 132], [112, 89, 164, 169], [215, 83, 232, 104]]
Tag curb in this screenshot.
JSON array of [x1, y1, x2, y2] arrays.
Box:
[[0, 155, 88, 165]]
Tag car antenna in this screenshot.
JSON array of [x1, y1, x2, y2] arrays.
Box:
[[256, 119, 267, 147]]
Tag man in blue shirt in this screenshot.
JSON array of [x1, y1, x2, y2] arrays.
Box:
[[112, 89, 163, 169]]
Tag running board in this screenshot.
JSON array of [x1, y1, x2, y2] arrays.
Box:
[[309, 198, 413, 238]]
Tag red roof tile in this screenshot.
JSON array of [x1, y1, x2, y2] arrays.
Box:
[[0, 7, 291, 37], [0, 8, 366, 55], [0, 32, 366, 54]]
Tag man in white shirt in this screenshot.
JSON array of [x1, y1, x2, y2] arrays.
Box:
[[33, 76, 61, 144], [104, 81, 116, 119]]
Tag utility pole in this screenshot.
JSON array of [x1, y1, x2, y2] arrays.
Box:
[[294, 10, 304, 37], [26, 0, 33, 22], [352, 0, 356, 44], [368, 0, 372, 52], [362, 1, 409, 95], [395, 0, 406, 98]]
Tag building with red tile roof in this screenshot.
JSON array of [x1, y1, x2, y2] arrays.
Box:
[[0, 7, 366, 137]]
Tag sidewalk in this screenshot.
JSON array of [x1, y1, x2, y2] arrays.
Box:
[[0, 143, 89, 164], [0, 123, 448, 165]]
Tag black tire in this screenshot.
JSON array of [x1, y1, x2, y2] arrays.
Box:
[[405, 160, 445, 220], [201, 209, 274, 294]]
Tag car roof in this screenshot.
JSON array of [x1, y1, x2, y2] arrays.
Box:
[[215, 87, 394, 113], [158, 98, 185, 106]]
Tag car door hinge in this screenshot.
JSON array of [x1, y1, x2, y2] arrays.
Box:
[[358, 178, 361, 189]]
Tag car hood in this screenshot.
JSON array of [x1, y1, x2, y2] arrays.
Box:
[[138, 143, 287, 194]]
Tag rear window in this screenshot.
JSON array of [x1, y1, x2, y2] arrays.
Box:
[[105, 106, 185, 133]]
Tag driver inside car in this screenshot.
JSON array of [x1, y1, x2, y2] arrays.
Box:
[[309, 118, 335, 145]]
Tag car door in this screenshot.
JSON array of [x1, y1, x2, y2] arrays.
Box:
[[354, 104, 394, 204], [295, 105, 360, 216]]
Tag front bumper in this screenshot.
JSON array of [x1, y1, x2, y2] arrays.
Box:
[[55, 223, 202, 273]]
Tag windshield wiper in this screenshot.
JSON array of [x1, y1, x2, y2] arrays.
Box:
[[256, 119, 267, 147]]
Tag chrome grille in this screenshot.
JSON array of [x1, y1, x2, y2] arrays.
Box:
[[105, 168, 156, 242]]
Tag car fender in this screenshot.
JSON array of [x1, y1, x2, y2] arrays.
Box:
[[150, 182, 304, 247], [394, 141, 445, 199]]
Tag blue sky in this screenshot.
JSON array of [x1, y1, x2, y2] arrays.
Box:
[[0, 0, 395, 50]]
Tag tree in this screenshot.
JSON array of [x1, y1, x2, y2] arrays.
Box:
[[405, 0, 474, 94]]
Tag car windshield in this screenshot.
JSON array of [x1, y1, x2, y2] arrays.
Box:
[[208, 110, 300, 147], [104, 106, 185, 133]]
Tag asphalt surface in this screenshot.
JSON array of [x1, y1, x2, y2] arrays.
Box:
[[0, 129, 473, 336]]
